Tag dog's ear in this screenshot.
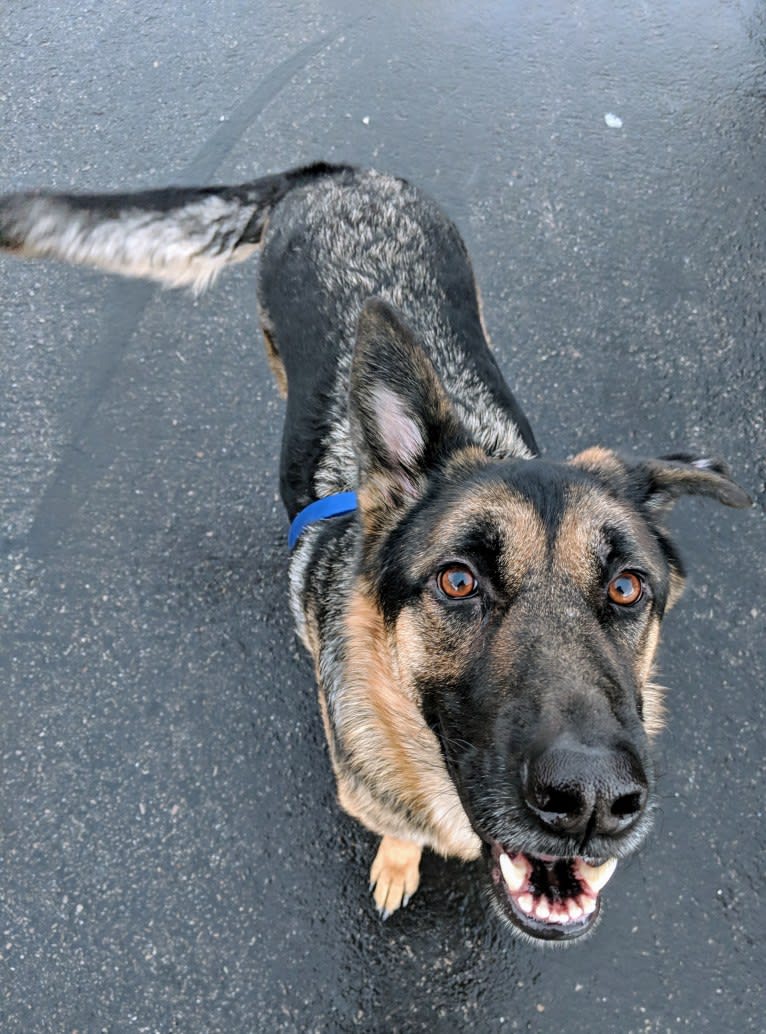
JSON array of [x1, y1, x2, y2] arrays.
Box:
[[350, 298, 468, 529], [571, 447, 752, 515]]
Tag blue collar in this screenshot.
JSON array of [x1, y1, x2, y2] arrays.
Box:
[[288, 491, 358, 551]]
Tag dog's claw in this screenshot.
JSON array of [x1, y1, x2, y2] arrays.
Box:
[[369, 835, 422, 919]]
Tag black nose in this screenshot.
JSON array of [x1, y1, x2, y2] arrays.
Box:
[[523, 738, 648, 838]]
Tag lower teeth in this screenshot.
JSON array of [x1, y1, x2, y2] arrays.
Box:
[[567, 900, 584, 920], [498, 850, 601, 924]]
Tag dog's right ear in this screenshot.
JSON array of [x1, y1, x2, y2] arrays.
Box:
[[349, 298, 468, 530], [571, 446, 752, 514]]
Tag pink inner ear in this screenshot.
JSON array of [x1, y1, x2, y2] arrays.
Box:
[[372, 384, 424, 467]]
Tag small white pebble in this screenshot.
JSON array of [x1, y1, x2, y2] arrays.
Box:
[[362, 116, 370, 125], [604, 112, 623, 129]]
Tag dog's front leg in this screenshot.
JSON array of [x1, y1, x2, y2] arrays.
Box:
[[369, 836, 422, 918]]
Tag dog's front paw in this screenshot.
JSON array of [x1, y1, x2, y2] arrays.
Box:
[[369, 836, 422, 919]]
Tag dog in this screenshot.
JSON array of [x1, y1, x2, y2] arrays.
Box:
[[0, 162, 751, 943]]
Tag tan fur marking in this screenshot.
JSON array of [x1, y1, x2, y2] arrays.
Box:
[[642, 680, 667, 739], [443, 445, 491, 477], [553, 490, 623, 591], [569, 446, 625, 477], [394, 611, 461, 700], [336, 587, 480, 860], [635, 616, 661, 685], [555, 506, 597, 591], [356, 477, 420, 536], [635, 617, 666, 737], [370, 835, 422, 915], [555, 487, 654, 591], [666, 567, 686, 611], [392, 608, 430, 678], [425, 484, 548, 591], [260, 324, 288, 399], [316, 680, 339, 768]]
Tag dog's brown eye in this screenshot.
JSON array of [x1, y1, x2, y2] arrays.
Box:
[[608, 572, 643, 606], [438, 565, 478, 599]]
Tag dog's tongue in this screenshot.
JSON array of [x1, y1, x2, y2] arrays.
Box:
[[498, 851, 617, 925]]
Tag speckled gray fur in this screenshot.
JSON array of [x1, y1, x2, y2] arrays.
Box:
[[0, 191, 260, 291], [260, 170, 532, 504]]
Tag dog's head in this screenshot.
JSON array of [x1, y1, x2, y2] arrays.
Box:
[[348, 299, 751, 943]]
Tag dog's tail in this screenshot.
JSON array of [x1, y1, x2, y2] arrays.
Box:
[[0, 161, 351, 293]]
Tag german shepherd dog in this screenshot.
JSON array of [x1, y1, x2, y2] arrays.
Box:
[[0, 163, 751, 943]]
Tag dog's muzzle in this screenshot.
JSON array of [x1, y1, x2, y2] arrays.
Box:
[[480, 737, 651, 942]]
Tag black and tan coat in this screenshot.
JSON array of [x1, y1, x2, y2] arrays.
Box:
[[0, 164, 750, 942]]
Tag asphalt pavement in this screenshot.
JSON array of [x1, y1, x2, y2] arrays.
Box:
[[1, 2, 764, 1031]]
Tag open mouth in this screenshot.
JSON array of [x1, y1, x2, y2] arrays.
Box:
[[486, 841, 618, 942]]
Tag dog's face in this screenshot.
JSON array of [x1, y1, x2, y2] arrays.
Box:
[[349, 299, 750, 943]]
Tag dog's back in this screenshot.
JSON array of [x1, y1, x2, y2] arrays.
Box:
[[256, 168, 536, 511], [0, 164, 536, 514]]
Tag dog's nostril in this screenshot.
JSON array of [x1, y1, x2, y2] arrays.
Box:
[[611, 790, 643, 818], [539, 787, 583, 817]]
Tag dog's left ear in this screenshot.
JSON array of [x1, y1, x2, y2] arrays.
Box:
[[350, 298, 469, 528], [572, 447, 752, 514]]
